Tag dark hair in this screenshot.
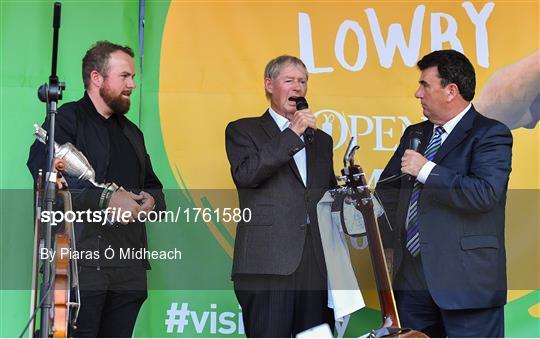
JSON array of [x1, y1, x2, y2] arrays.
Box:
[[264, 55, 308, 99], [82, 41, 134, 89], [417, 49, 475, 101]]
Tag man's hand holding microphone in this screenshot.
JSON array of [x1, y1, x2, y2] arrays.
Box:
[[288, 97, 315, 143]]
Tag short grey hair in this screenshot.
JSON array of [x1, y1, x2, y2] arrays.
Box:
[[264, 55, 308, 100]]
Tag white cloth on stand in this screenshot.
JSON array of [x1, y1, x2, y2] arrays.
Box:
[[317, 191, 366, 321]]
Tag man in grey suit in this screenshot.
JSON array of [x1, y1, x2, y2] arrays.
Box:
[[376, 50, 512, 337], [225, 55, 336, 337]]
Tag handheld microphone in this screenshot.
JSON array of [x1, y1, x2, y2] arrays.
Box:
[[291, 97, 314, 144], [407, 130, 422, 180], [409, 137, 421, 151], [409, 129, 423, 151]]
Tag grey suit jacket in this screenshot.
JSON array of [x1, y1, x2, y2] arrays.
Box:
[[225, 111, 337, 276]]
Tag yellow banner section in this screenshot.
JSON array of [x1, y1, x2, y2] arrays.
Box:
[[159, 1, 539, 308], [159, 1, 538, 191]]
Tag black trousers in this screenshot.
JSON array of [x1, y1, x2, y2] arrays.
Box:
[[71, 266, 147, 338], [234, 230, 334, 337], [395, 250, 504, 338]]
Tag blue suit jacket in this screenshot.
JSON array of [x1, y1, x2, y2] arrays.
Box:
[[376, 105, 512, 310]]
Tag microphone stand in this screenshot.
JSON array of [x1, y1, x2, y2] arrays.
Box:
[[36, 2, 65, 337]]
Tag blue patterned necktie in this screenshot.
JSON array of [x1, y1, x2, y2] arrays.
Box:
[[406, 126, 444, 257]]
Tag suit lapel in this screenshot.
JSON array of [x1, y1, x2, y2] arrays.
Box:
[[260, 110, 280, 139], [259, 111, 304, 184], [418, 122, 434, 155], [82, 95, 110, 155], [120, 121, 146, 186], [434, 108, 476, 163]]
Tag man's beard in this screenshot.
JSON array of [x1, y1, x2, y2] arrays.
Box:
[[100, 84, 130, 115]]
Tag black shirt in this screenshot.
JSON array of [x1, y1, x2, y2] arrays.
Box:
[[105, 114, 140, 190], [98, 112, 146, 268]]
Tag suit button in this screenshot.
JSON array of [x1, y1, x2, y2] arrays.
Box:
[[299, 224, 306, 230]]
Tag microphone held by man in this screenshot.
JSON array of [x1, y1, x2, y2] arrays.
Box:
[[290, 96, 314, 143], [288, 96, 316, 144], [406, 131, 422, 180]]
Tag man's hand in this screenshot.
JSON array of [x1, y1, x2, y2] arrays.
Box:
[[138, 191, 155, 213], [401, 150, 428, 177], [288, 108, 317, 137], [108, 190, 143, 224]]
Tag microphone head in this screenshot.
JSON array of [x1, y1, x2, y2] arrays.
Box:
[[410, 138, 421, 151], [290, 97, 313, 143], [409, 130, 423, 151], [291, 97, 308, 110]]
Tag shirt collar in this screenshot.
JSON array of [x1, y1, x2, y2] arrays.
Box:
[[83, 91, 125, 128], [82, 91, 109, 123], [268, 107, 290, 132], [438, 103, 471, 135]]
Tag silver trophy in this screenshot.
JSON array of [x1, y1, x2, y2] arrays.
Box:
[[33, 124, 120, 192], [34, 124, 123, 224]]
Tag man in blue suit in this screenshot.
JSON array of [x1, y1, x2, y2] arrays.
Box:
[[376, 50, 512, 337]]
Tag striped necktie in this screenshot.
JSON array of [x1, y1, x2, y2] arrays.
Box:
[[406, 126, 444, 257]]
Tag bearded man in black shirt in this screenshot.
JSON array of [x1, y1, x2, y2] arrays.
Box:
[[27, 41, 165, 337]]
